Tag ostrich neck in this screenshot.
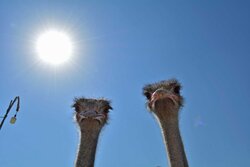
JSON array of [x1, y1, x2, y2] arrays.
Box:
[[75, 127, 101, 167], [156, 114, 188, 167]]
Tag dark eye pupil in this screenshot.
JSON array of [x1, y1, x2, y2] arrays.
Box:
[[104, 109, 109, 113], [75, 106, 80, 112], [174, 86, 180, 94], [144, 92, 151, 100]]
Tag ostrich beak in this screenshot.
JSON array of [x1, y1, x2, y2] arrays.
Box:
[[77, 111, 106, 124], [149, 89, 178, 108]]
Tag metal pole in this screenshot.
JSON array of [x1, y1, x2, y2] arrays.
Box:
[[0, 96, 20, 131]]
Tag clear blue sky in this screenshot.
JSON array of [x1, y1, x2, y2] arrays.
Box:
[[1, 0, 250, 167]]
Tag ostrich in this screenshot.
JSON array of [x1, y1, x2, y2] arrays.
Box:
[[72, 97, 112, 167], [143, 79, 188, 167]]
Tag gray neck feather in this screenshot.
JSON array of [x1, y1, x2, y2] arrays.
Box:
[[75, 128, 101, 167], [156, 116, 189, 167]]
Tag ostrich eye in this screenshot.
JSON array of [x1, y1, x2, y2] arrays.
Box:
[[74, 105, 80, 112], [144, 92, 151, 100], [173, 86, 180, 94], [104, 109, 109, 113], [103, 106, 113, 113]]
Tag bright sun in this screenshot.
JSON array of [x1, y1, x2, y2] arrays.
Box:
[[36, 30, 73, 65]]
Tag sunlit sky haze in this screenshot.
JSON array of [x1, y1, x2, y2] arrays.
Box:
[[35, 29, 73, 65]]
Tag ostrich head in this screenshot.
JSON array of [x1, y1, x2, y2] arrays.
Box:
[[143, 79, 183, 117], [72, 98, 112, 129]]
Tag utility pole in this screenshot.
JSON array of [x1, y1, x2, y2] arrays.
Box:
[[0, 96, 20, 131]]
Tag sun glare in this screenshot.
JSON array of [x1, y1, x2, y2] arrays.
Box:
[[36, 30, 73, 65]]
